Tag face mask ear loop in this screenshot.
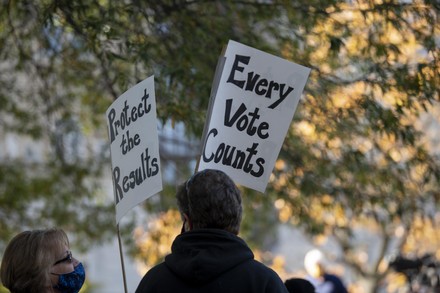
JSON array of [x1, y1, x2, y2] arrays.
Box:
[[181, 218, 186, 234]]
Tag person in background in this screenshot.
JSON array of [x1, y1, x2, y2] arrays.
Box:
[[135, 169, 289, 293], [304, 249, 348, 293], [0, 228, 85, 293], [284, 277, 316, 293]]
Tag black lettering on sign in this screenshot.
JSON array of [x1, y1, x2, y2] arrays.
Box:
[[226, 54, 294, 109], [224, 99, 269, 139], [202, 128, 265, 177], [108, 89, 151, 143], [112, 147, 160, 204], [112, 167, 124, 204], [120, 130, 141, 155]]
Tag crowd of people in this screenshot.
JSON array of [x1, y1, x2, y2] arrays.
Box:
[[0, 169, 347, 293]]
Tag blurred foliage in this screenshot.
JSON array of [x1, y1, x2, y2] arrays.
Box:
[[132, 209, 181, 268], [0, 1, 439, 292]]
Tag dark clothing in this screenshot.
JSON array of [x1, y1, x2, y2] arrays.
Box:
[[135, 229, 288, 293], [307, 273, 348, 293], [285, 278, 315, 293], [322, 274, 347, 293]]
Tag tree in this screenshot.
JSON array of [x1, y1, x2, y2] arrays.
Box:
[[267, 1, 440, 291], [0, 1, 438, 291], [0, 0, 284, 246]]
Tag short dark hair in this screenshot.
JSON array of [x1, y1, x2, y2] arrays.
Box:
[[176, 169, 242, 234]]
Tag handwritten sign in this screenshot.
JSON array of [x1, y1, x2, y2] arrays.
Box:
[[106, 76, 162, 223], [198, 40, 311, 192]]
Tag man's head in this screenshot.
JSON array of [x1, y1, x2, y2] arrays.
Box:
[[176, 169, 242, 235]]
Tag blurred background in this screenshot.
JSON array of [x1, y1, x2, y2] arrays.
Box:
[[0, 1, 439, 292]]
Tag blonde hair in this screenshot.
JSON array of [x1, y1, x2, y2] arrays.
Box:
[[0, 228, 69, 293]]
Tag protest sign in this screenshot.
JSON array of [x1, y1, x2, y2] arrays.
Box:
[[198, 40, 311, 192], [106, 75, 162, 224]]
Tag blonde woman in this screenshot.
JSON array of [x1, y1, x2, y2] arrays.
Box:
[[0, 228, 85, 293]]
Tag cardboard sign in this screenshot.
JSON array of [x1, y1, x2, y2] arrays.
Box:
[[106, 76, 162, 224], [198, 40, 311, 192]]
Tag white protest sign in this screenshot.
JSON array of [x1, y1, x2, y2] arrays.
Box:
[[106, 76, 162, 224], [198, 40, 311, 192]]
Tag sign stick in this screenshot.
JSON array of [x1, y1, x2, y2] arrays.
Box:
[[117, 224, 128, 293]]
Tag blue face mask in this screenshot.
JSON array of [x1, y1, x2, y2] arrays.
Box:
[[53, 262, 86, 293]]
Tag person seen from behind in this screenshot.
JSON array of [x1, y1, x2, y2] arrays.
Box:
[[135, 168, 289, 293], [0, 228, 85, 293], [304, 249, 348, 293]]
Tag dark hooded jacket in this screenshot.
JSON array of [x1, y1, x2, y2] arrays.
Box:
[[135, 229, 289, 293]]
